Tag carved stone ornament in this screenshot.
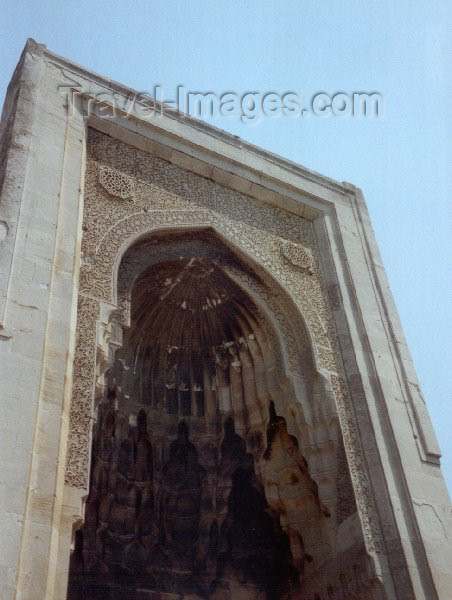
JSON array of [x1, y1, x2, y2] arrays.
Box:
[[279, 239, 315, 274], [99, 164, 134, 199], [331, 374, 384, 553], [66, 129, 384, 560]]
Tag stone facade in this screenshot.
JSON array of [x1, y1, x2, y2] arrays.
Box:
[[0, 39, 451, 599]]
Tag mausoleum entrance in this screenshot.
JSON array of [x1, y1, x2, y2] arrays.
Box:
[[67, 232, 333, 599]]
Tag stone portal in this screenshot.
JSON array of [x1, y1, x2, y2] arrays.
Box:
[[3, 42, 451, 600], [67, 253, 329, 599]]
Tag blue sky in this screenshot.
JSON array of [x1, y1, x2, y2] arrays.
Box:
[[1, 1, 450, 492]]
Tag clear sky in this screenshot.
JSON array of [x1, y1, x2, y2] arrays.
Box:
[[1, 1, 450, 492]]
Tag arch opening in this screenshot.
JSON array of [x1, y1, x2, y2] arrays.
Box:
[[67, 232, 354, 599]]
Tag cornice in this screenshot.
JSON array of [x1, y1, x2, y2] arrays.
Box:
[[18, 38, 360, 216]]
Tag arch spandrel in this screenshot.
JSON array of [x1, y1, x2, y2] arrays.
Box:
[[82, 208, 338, 375]]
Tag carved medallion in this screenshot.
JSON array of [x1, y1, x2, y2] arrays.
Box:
[[279, 239, 315, 274], [99, 165, 134, 199]]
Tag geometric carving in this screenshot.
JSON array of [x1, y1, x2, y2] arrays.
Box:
[[99, 165, 134, 199]]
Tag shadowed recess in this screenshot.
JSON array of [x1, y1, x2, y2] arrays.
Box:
[[67, 248, 341, 599]]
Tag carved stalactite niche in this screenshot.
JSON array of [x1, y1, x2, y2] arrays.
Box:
[[117, 256, 281, 443], [67, 228, 383, 598], [67, 253, 351, 599]]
